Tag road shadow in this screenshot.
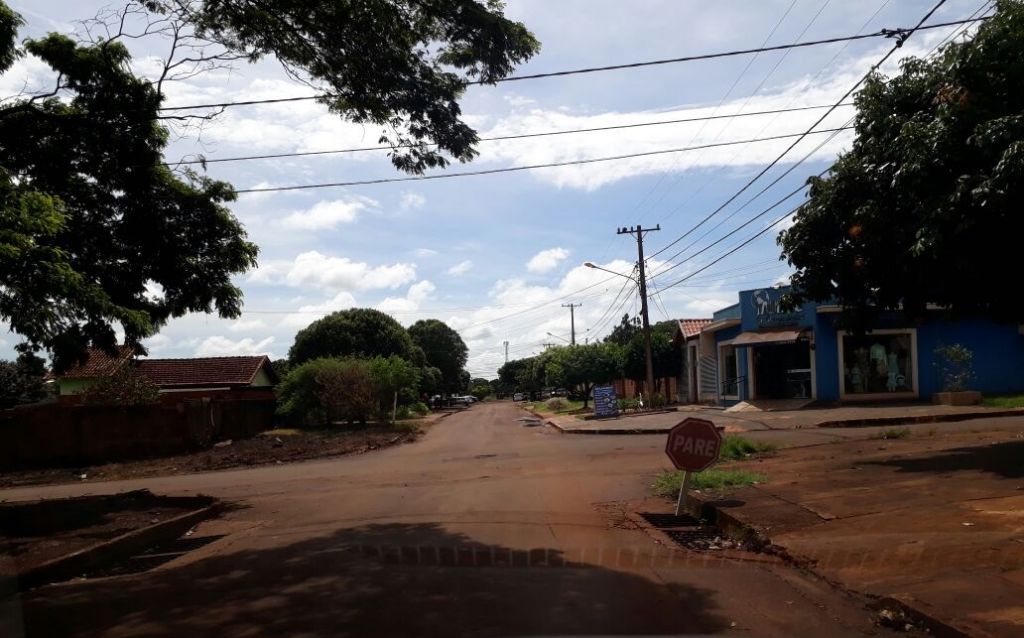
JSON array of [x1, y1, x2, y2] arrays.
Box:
[[11, 522, 729, 637], [864, 440, 1024, 478]]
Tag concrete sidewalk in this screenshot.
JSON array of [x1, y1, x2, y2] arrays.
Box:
[[673, 425, 1024, 638], [540, 402, 1024, 434]]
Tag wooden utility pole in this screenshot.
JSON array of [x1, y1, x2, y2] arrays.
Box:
[[617, 224, 660, 397], [561, 303, 581, 345], [503, 340, 509, 363]]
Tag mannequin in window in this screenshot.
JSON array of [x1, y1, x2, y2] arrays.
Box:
[[886, 350, 899, 391]]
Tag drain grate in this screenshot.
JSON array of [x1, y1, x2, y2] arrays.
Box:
[[639, 512, 703, 528], [85, 534, 225, 578], [639, 512, 735, 551]]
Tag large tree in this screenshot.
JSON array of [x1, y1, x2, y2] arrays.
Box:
[[779, 1, 1024, 328], [0, 352, 47, 409], [408, 319, 468, 393], [0, 6, 257, 369], [0, 1, 538, 367], [289, 308, 415, 365]]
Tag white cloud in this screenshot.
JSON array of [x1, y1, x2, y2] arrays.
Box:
[[377, 280, 436, 316], [281, 292, 359, 329], [251, 251, 417, 292], [413, 248, 438, 258], [447, 260, 473, 276], [228, 319, 268, 333], [143, 334, 172, 354], [280, 197, 376, 230], [400, 193, 426, 210], [526, 248, 570, 274], [195, 336, 275, 357]]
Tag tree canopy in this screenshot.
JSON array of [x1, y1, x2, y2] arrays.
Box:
[[780, 0, 1024, 327], [0, 352, 47, 409], [0, 6, 257, 369], [289, 308, 415, 365], [544, 343, 622, 408], [408, 319, 468, 393]]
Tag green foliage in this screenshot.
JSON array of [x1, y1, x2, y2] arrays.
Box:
[[367, 355, 421, 422], [719, 435, 778, 460], [289, 308, 415, 366], [0, 18, 258, 370], [982, 393, 1024, 408], [934, 344, 975, 392], [544, 342, 623, 408], [270, 359, 291, 381], [653, 469, 765, 497], [0, 352, 47, 408], [648, 392, 667, 409], [871, 428, 911, 440], [408, 319, 468, 393], [544, 397, 569, 412], [410, 401, 430, 416], [469, 383, 491, 401], [780, 1, 1024, 327], [79, 365, 160, 406], [498, 353, 550, 396], [418, 365, 443, 396], [179, 0, 539, 174]]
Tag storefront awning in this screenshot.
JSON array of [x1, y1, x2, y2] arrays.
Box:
[[731, 328, 806, 346]]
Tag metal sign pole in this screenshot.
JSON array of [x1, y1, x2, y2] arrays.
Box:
[[674, 470, 692, 517]]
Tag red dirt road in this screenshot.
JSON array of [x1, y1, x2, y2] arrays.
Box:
[[2, 402, 914, 637]]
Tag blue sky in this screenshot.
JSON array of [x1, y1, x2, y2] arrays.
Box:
[[1, 0, 989, 377]]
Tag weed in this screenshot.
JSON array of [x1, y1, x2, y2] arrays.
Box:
[[720, 435, 778, 460], [871, 428, 910, 440], [653, 468, 765, 497]]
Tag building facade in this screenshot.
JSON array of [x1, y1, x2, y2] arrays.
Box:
[[692, 286, 1024, 405]]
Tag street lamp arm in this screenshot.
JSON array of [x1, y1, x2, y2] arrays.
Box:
[[583, 261, 637, 283]]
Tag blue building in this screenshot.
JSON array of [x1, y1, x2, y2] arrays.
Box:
[[686, 286, 1024, 405]]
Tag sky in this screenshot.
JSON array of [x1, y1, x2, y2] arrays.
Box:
[[0, 0, 991, 378]]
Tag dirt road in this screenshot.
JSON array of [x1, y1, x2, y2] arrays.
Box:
[[3, 402, 909, 637]]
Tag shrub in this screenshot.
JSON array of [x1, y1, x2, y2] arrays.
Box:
[[367, 355, 421, 423], [395, 404, 411, 420], [277, 358, 374, 426], [79, 366, 159, 406], [411, 401, 430, 416], [545, 397, 569, 412], [649, 392, 667, 409], [934, 344, 975, 392]]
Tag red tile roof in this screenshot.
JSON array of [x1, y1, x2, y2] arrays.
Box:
[[59, 346, 135, 379], [136, 356, 273, 388], [678, 318, 713, 339]]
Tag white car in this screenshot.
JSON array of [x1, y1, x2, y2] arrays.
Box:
[[512, 392, 525, 401]]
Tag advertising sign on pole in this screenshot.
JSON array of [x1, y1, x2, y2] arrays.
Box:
[[593, 384, 619, 418]]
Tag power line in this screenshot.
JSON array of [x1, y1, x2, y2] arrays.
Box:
[[151, 17, 985, 114], [233, 126, 852, 194], [167, 102, 853, 167], [647, 0, 950, 262]]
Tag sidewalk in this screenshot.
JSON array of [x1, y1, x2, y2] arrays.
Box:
[[679, 426, 1024, 638], [541, 402, 1024, 434]]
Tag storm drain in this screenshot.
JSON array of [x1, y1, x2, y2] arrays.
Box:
[[85, 534, 226, 578], [638, 512, 729, 551]]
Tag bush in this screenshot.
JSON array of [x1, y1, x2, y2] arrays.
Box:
[[649, 392, 667, 409], [367, 355, 421, 423], [545, 397, 569, 412], [79, 366, 159, 406], [395, 404, 411, 420], [277, 358, 374, 426], [411, 401, 430, 416], [934, 344, 975, 392]]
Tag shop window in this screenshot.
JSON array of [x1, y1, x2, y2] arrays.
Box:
[[842, 332, 914, 394], [720, 344, 740, 396]]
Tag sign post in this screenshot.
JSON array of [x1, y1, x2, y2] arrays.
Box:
[[593, 384, 619, 418], [664, 417, 723, 516]]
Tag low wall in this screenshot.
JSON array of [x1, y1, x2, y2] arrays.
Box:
[[0, 398, 276, 470]]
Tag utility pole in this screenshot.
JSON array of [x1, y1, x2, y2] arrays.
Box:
[[561, 303, 581, 345], [503, 340, 509, 364], [617, 224, 660, 397]]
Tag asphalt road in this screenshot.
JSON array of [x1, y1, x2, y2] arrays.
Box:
[[3, 402, 910, 637]]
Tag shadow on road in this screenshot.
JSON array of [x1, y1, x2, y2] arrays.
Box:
[[13, 522, 729, 637], [864, 440, 1024, 478]]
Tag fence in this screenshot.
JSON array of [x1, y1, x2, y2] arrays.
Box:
[[0, 397, 276, 470]]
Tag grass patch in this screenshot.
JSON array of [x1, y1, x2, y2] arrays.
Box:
[[720, 435, 778, 460], [982, 394, 1024, 408], [653, 469, 765, 497], [526, 399, 585, 415], [261, 428, 303, 437], [870, 427, 910, 440]]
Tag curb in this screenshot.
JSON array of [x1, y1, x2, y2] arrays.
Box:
[[681, 490, 972, 638], [814, 407, 1024, 429], [17, 497, 219, 591]]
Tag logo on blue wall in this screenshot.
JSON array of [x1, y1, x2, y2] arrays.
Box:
[[750, 288, 802, 328]]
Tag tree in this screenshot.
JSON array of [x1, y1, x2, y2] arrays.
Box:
[[408, 319, 468, 393], [469, 379, 491, 401], [0, 352, 47, 408], [497, 354, 547, 399], [0, 1, 538, 368], [277, 358, 374, 426], [780, 1, 1024, 328], [0, 6, 258, 370], [544, 343, 622, 408], [604, 314, 641, 346], [367, 355, 421, 422], [289, 308, 415, 366], [79, 366, 160, 406]]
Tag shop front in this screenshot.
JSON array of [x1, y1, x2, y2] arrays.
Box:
[[701, 286, 1024, 405]]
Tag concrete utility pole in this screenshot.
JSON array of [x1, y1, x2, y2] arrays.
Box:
[[503, 340, 509, 364], [561, 303, 581, 345], [617, 224, 660, 397]]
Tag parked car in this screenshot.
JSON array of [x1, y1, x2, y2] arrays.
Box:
[[451, 395, 476, 405], [512, 392, 525, 401]]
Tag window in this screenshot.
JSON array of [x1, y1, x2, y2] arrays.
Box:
[[841, 332, 914, 395], [720, 344, 740, 396]]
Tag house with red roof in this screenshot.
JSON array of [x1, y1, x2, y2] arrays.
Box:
[[56, 347, 277, 404], [673, 318, 713, 404]]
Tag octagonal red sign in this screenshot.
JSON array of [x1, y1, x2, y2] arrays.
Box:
[[665, 417, 723, 472]]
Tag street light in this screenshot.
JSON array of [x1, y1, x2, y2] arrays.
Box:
[[546, 332, 570, 344], [584, 260, 655, 400]]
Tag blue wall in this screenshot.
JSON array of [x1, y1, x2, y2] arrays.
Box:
[[917, 319, 1024, 396]]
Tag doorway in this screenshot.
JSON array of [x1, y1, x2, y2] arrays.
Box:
[[751, 341, 812, 399]]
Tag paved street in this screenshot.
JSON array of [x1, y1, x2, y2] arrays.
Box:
[[3, 402, 908, 637]]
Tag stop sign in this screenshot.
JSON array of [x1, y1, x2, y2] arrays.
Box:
[[665, 417, 722, 471]]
